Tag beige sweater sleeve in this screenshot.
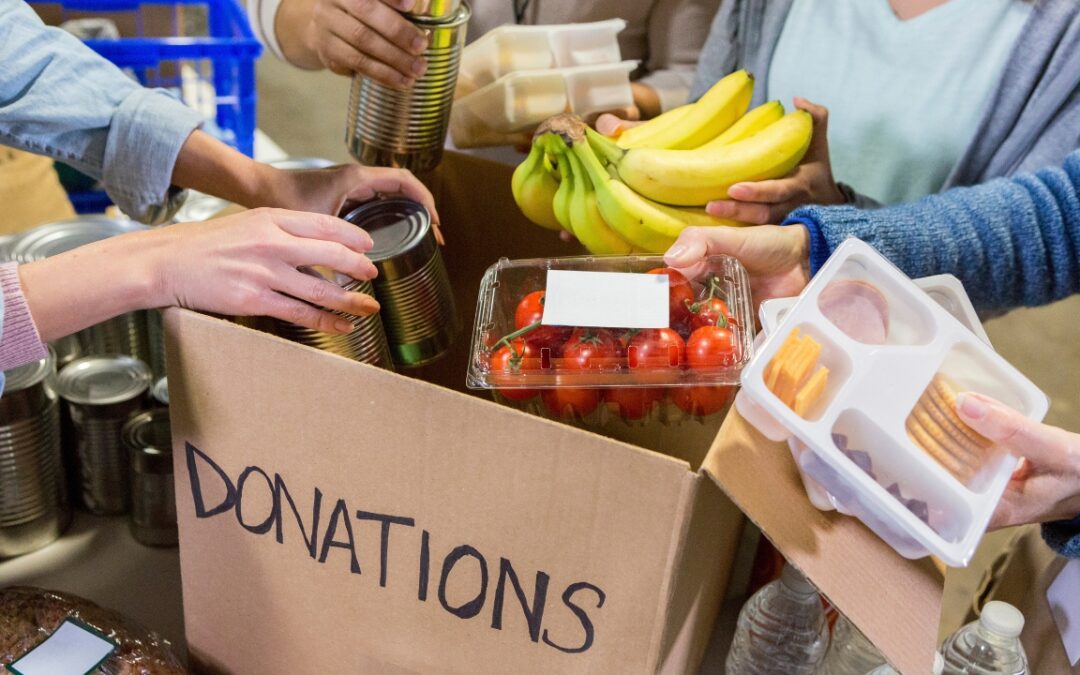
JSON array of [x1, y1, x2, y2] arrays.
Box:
[[636, 0, 724, 111]]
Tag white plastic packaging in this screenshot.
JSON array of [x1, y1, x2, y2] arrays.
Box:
[[458, 19, 626, 96], [450, 61, 637, 148], [737, 240, 1048, 567]]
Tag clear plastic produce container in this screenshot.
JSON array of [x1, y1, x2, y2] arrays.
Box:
[[467, 255, 755, 431], [736, 239, 1048, 567], [457, 19, 626, 96], [450, 61, 637, 148]]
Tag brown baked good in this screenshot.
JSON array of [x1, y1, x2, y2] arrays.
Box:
[[0, 586, 187, 674]]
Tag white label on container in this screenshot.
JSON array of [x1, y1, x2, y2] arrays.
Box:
[[1048, 557, 1080, 666], [542, 270, 669, 329], [8, 619, 116, 675]]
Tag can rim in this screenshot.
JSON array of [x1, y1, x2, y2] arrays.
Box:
[[123, 408, 172, 454], [56, 355, 152, 405], [408, 0, 471, 28], [3, 348, 55, 393], [343, 198, 432, 265], [11, 217, 147, 262]]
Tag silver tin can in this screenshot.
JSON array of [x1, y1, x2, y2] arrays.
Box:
[[13, 217, 152, 366], [275, 272, 394, 368], [56, 356, 151, 516], [346, 3, 470, 174], [151, 376, 169, 406], [0, 350, 69, 559], [146, 309, 166, 378], [123, 408, 177, 547], [0, 233, 19, 262], [344, 199, 458, 367], [404, 0, 462, 20]]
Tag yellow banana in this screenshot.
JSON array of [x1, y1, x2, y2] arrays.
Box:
[[594, 110, 814, 206], [559, 147, 635, 255], [698, 100, 785, 149], [511, 141, 562, 231], [616, 70, 754, 151]]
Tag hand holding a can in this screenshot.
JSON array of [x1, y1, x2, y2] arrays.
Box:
[[19, 208, 383, 339]]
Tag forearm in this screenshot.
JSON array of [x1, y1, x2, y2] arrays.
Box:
[[272, 0, 322, 68], [18, 230, 172, 343], [784, 152, 1080, 310], [171, 130, 280, 210]]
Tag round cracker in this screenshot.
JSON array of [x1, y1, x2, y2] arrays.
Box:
[[906, 415, 974, 482], [928, 375, 993, 449], [916, 393, 988, 461]]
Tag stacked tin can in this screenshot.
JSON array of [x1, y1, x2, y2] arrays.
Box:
[[344, 199, 458, 367], [0, 350, 69, 558], [56, 356, 152, 516], [347, 1, 470, 173], [275, 271, 394, 368], [12, 217, 152, 365], [123, 408, 177, 547]]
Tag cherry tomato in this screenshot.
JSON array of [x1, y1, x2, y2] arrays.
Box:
[[648, 268, 694, 327], [514, 291, 546, 330], [489, 339, 543, 401], [562, 329, 622, 371], [605, 387, 665, 420], [627, 328, 685, 369], [686, 325, 738, 369], [689, 297, 737, 330], [523, 325, 571, 367], [671, 385, 735, 417], [542, 388, 600, 418]]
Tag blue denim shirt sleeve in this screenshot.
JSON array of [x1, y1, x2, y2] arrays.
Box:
[[0, 0, 205, 223]]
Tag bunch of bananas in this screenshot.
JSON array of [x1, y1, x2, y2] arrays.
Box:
[[510, 70, 814, 254]]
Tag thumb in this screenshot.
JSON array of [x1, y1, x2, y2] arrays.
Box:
[[664, 226, 743, 268], [956, 392, 1079, 473], [793, 97, 830, 160], [595, 113, 628, 138]]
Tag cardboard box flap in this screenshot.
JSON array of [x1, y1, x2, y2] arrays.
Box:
[[167, 309, 723, 674], [699, 411, 943, 673]]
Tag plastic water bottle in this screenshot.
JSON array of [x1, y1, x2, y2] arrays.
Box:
[[868, 653, 944, 675], [725, 564, 829, 674], [817, 615, 885, 674], [940, 601, 1028, 674]]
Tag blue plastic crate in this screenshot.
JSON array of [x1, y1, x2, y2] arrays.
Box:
[[32, 0, 262, 212]]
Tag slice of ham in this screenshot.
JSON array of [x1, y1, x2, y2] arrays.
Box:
[[818, 280, 890, 344]]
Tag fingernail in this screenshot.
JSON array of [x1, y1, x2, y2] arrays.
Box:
[[399, 75, 415, 88], [412, 34, 428, 53], [359, 295, 381, 313], [411, 59, 427, 76], [707, 201, 733, 217], [957, 393, 988, 420], [665, 244, 687, 261], [335, 319, 355, 334], [399, 0, 414, 10], [727, 184, 751, 199]]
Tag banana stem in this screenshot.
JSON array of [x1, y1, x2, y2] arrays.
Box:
[[585, 127, 625, 166]]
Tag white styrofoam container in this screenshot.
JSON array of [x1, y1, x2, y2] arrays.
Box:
[[450, 61, 636, 148], [458, 19, 626, 96], [737, 239, 1048, 566]]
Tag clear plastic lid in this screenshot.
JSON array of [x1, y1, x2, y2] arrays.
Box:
[[467, 254, 754, 390]]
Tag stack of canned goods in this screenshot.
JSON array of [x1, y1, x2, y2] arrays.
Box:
[[275, 272, 394, 368], [56, 356, 152, 516], [123, 408, 177, 547], [0, 351, 69, 559], [347, 1, 471, 173]]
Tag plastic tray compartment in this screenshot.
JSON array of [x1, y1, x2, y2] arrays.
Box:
[[450, 61, 637, 147], [737, 239, 1048, 567], [30, 0, 262, 213], [457, 19, 626, 96], [467, 255, 755, 432]]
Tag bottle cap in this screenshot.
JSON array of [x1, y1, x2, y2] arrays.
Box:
[[980, 601, 1024, 638], [780, 564, 816, 595]]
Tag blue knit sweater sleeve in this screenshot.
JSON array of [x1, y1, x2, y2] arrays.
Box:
[[784, 150, 1080, 312]]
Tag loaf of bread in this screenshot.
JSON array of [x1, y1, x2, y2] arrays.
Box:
[[0, 586, 187, 674]]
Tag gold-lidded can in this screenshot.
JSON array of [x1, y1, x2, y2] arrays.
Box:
[[343, 198, 458, 367], [275, 271, 394, 369]]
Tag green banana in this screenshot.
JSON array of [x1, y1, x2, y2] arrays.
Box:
[[698, 100, 785, 149], [544, 136, 576, 235], [593, 110, 814, 206], [616, 70, 754, 151], [559, 146, 635, 255], [511, 141, 563, 231]]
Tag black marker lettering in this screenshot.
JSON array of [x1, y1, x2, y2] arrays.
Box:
[[438, 545, 488, 620], [418, 530, 430, 602], [355, 510, 415, 588], [491, 557, 549, 642], [318, 498, 361, 574], [185, 442, 236, 518], [274, 474, 322, 559], [235, 466, 276, 534], [542, 582, 606, 654]]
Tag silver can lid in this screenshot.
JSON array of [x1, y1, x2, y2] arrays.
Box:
[[151, 376, 169, 405], [4, 349, 55, 393], [123, 408, 172, 474], [343, 198, 434, 279], [0, 233, 20, 263], [11, 216, 147, 262], [269, 157, 336, 170], [56, 355, 151, 405]]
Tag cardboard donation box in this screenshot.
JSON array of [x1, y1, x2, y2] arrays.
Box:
[[167, 153, 945, 673]]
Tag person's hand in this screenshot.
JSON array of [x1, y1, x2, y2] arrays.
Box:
[[263, 164, 444, 245], [158, 209, 382, 334], [595, 113, 644, 138], [663, 225, 810, 308], [706, 98, 845, 225], [955, 393, 1080, 530], [281, 0, 429, 88]]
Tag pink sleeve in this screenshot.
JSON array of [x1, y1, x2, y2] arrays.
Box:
[[0, 262, 47, 372]]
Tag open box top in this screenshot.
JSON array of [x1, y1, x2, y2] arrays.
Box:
[[165, 152, 945, 673]]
